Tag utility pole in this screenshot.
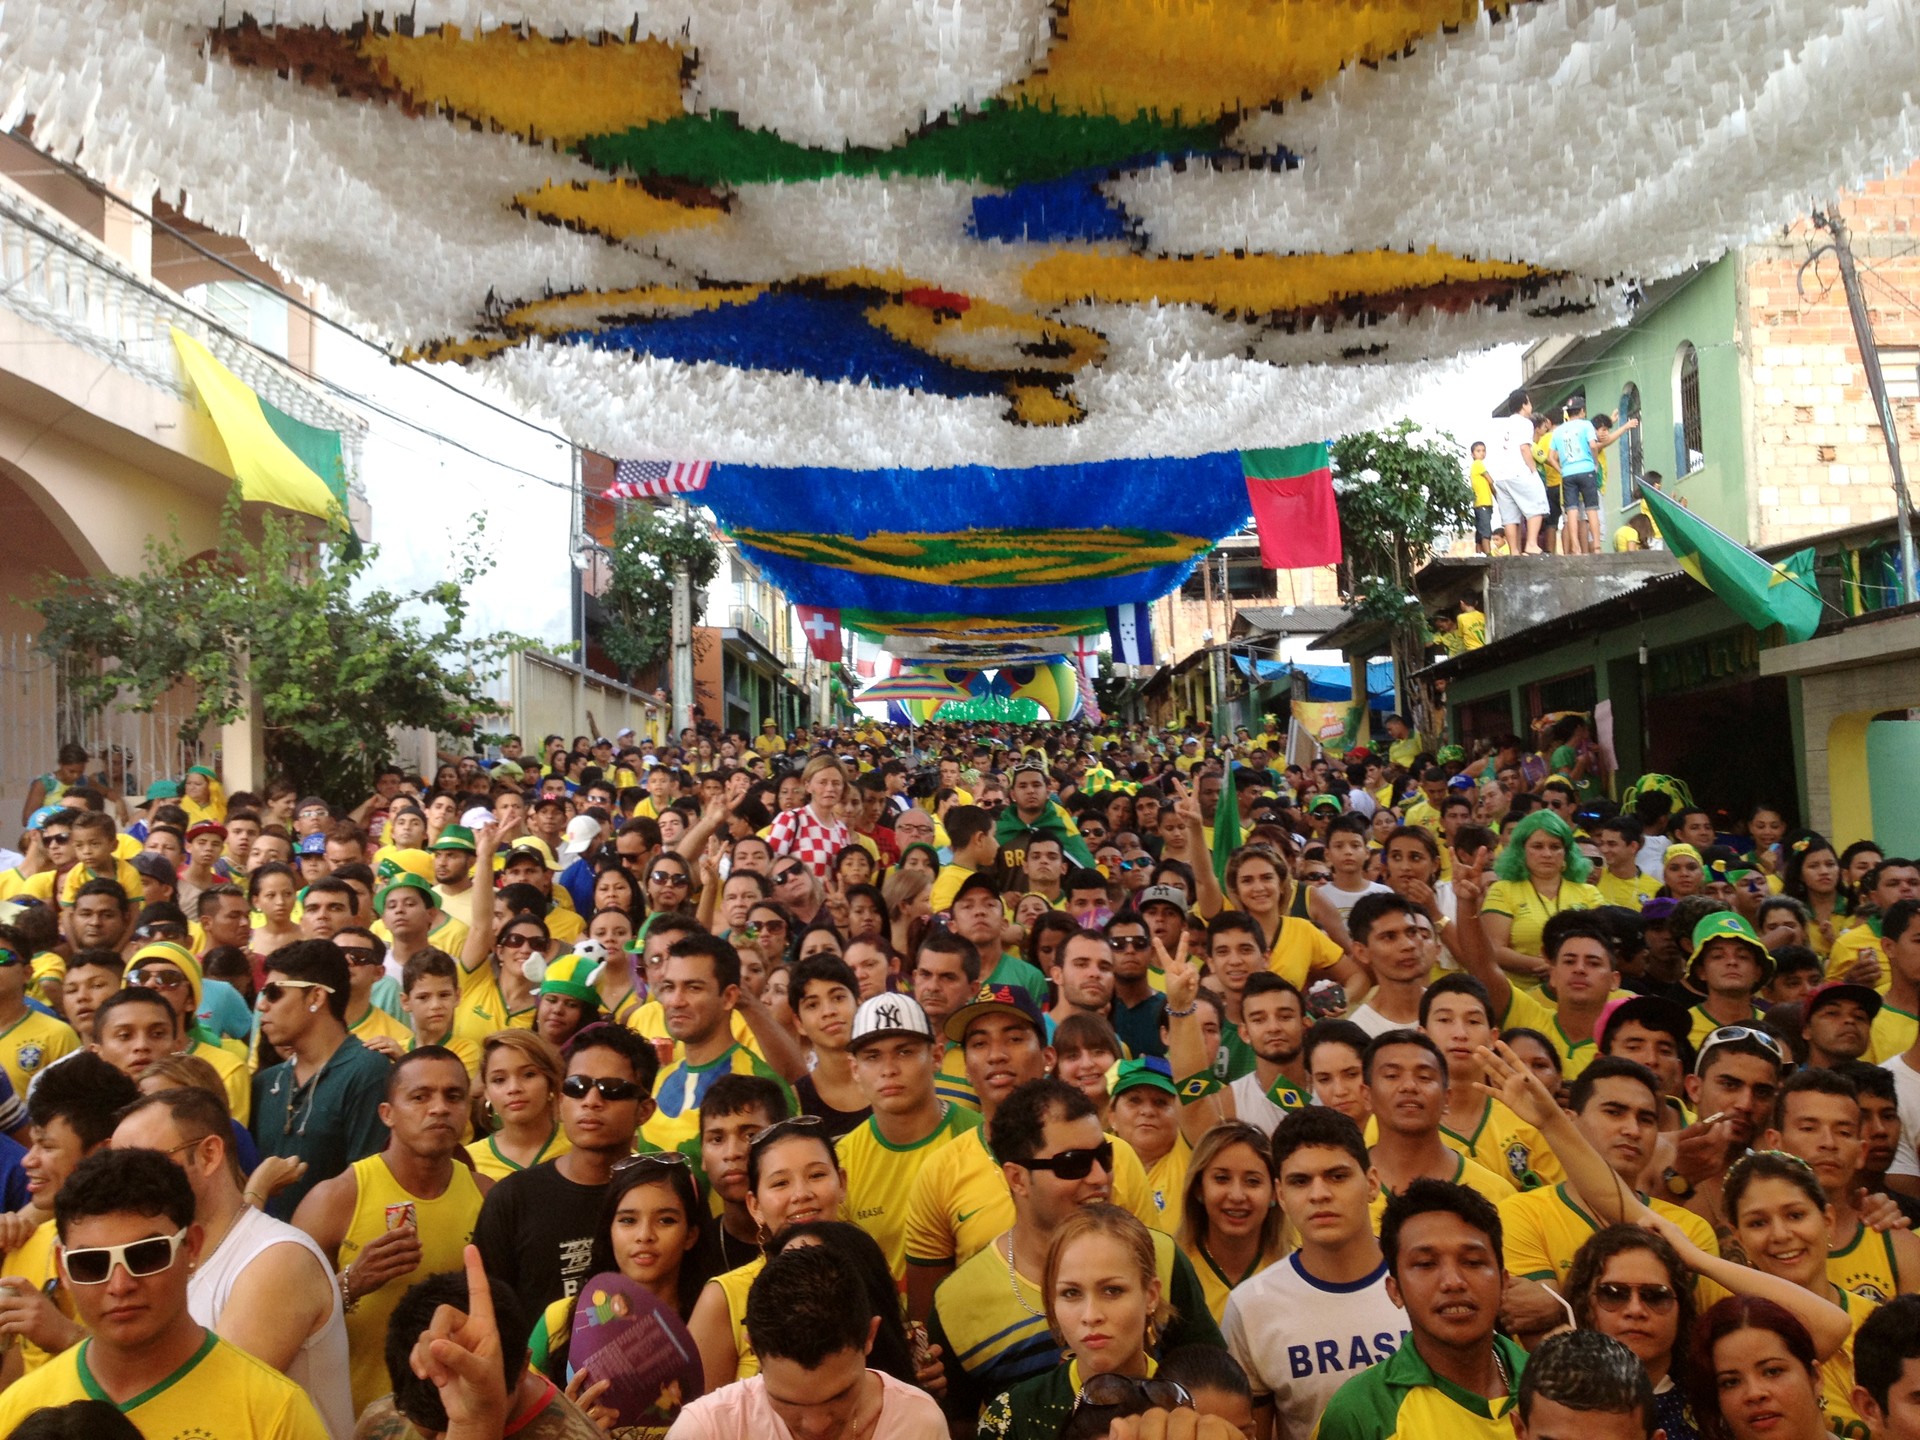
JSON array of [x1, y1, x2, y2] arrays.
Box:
[[1815, 208, 1920, 603], [670, 563, 694, 740]]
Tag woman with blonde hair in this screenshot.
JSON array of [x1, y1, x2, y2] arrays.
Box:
[[981, 1204, 1182, 1440], [1177, 1123, 1288, 1323], [465, 1030, 571, 1182], [766, 755, 850, 883]]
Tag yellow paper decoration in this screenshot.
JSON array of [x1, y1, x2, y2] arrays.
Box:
[[514, 181, 724, 242]]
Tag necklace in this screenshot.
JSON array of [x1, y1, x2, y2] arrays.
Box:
[[718, 1225, 756, 1271], [1491, 1340, 1512, 1398], [1004, 1236, 1043, 1319]]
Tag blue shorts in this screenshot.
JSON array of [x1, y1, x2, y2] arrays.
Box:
[[1474, 505, 1494, 541], [1562, 471, 1601, 509]]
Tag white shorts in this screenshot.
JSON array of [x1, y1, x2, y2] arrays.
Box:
[[1494, 475, 1549, 525]]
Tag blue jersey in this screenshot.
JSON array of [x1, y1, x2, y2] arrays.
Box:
[[1551, 419, 1599, 476]]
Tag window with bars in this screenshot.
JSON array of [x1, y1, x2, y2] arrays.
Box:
[[1618, 381, 1645, 500], [1674, 342, 1704, 475]]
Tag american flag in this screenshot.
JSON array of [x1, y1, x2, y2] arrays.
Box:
[[606, 459, 713, 500]]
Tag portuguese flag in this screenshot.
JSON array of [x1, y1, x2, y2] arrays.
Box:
[[172, 328, 354, 538], [1242, 443, 1341, 569]]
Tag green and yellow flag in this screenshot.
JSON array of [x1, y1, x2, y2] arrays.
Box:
[[1638, 484, 1823, 643], [171, 328, 351, 531]]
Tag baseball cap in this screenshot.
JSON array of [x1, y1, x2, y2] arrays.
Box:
[[506, 837, 564, 872], [849, 993, 934, 1049], [1803, 981, 1882, 1023], [185, 820, 227, 841], [1687, 912, 1773, 981], [1110, 1055, 1177, 1099], [129, 853, 176, 886], [1135, 885, 1188, 916], [1306, 795, 1343, 814], [432, 825, 478, 854], [943, 983, 1046, 1043], [460, 806, 495, 830], [298, 832, 328, 857], [560, 815, 602, 863], [137, 780, 184, 808], [950, 870, 1001, 906], [376, 848, 435, 884], [27, 806, 59, 831]]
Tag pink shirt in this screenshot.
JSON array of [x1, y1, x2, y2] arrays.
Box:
[[666, 1371, 945, 1440]]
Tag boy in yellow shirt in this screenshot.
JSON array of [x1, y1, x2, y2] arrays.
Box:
[[1468, 440, 1494, 554]]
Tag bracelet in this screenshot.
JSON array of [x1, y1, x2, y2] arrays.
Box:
[[339, 1268, 359, 1314], [241, 1190, 263, 1209], [1167, 1002, 1198, 1018]]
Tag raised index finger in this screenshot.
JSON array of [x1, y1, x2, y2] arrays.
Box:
[[457, 1243, 494, 1340]]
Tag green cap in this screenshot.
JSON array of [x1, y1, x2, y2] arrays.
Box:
[[1687, 912, 1773, 981], [533, 952, 605, 1008], [140, 780, 184, 804], [1109, 1056, 1178, 1098], [431, 824, 478, 853], [1306, 794, 1343, 814], [375, 872, 440, 914]]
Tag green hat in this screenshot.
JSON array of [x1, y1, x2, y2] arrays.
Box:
[[1109, 1056, 1178, 1099], [375, 872, 440, 914], [1687, 912, 1774, 981], [431, 824, 478, 854], [1306, 794, 1343, 814], [139, 780, 184, 807], [531, 951, 605, 1008], [1436, 745, 1465, 764]]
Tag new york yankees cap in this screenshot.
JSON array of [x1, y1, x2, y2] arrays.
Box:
[[850, 992, 935, 1049]]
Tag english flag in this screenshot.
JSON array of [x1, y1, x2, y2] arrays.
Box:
[[798, 605, 843, 662]]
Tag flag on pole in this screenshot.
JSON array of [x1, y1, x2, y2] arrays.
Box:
[[797, 605, 844, 662], [1242, 443, 1341, 569], [607, 459, 713, 500], [171, 328, 351, 532], [1291, 699, 1370, 761], [1637, 485, 1823, 643], [1105, 604, 1156, 667]]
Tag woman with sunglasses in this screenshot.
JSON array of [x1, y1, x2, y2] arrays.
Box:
[[529, 1151, 718, 1429], [645, 852, 695, 914], [686, 1115, 847, 1394], [467, 1031, 572, 1182], [486, 914, 549, 1029], [744, 902, 795, 966], [1176, 1123, 1287, 1325], [1564, 1224, 1702, 1440], [980, 1204, 1184, 1440]]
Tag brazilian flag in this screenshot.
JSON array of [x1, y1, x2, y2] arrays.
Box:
[[1639, 485, 1823, 643]]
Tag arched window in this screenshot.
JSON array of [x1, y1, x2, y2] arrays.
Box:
[[1672, 342, 1704, 475], [1616, 381, 1645, 499]]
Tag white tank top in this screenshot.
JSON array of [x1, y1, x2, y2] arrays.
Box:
[[189, 1204, 356, 1440]]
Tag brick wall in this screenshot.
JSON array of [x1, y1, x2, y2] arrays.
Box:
[[1745, 161, 1920, 544], [1156, 568, 1344, 664]]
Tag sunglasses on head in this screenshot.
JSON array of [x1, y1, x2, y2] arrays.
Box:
[[62, 1229, 191, 1286], [749, 1115, 824, 1148], [614, 1150, 693, 1175], [1019, 1140, 1114, 1181], [561, 1074, 642, 1102], [1592, 1281, 1677, 1313]]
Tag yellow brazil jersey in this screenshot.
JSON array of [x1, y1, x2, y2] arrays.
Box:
[[0, 1219, 70, 1375], [1498, 985, 1621, 1082], [1400, 800, 1441, 841], [466, 1122, 572, 1185], [0, 1331, 330, 1440], [629, 1001, 763, 1065], [1533, 435, 1562, 492], [29, 952, 66, 1005], [1141, 1131, 1193, 1234], [1268, 918, 1345, 991], [838, 1103, 984, 1280], [1688, 1002, 1767, 1051], [1872, 1003, 1917, 1064], [643, 1043, 791, 1153], [1367, 1155, 1514, 1233], [372, 912, 471, 958], [935, 1044, 979, 1111], [1313, 1331, 1524, 1440], [903, 1126, 1163, 1269], [1188, 1243, 1277, 1326], [1456, 611, 1486, 649], [545, 906, 585, 944], [1829, 1220, 1904, 1305], [1827, 920, 1887, 988], [58, 857, 143, 906], [450, 980, 533, 1045], [0, 1009, 80, 1100], [407, 1030, 483, 1078], [1595, 869, 1662, 909], [348, 1002, 414, 1053], [1440, 1099, 1564, 1191], [1468, 459, 1494, 507], [189, 1038, 253, 1126], [711, 1255, 766, 1382], [929, 864, 976, 915], [337, 1153, 485, 1416], [1482, 879, 1606, 965], [1498, 1184, 1718, 1288]]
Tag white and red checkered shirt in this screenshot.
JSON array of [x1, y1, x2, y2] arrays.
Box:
[[767, 805, 851, 881]]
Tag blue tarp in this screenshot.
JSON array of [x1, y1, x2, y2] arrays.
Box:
[[1233, 655, 1396, 705]]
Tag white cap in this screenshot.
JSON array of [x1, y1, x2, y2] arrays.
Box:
[[849, 993, 934, 1049], [460, 806, 495, 830], [617, 727, 636, 738], [559, 813, 602, 863]]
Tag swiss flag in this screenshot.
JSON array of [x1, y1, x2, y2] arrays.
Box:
[[798, 605, 843, 662]]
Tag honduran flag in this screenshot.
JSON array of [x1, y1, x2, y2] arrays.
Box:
[[1242, 443, 1342, 570], [1106, 604, 1156, 667]]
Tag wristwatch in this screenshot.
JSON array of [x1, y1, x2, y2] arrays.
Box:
[[1662, 1167, 1695, 1200]]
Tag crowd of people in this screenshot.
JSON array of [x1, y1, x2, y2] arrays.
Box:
[[0, 715, 1918, 1440]]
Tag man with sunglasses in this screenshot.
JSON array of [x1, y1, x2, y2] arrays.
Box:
[[1106, 912, 1168, 1061], [925, 1077, 1218, 1428], [252, 940, 395, 1222], [113, 1086, 353, 1438], [333, 925, 413, 1059], [0, 1148, 331, 1439], [293, 1046, 489, 1418], [474, 1023, 659, 1320]]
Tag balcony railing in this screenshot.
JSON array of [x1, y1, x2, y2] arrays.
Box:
[[0, 178, 366, 495], [728, 604, 772, 645]]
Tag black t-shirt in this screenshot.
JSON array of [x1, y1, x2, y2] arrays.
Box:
[[471, 1158, 607, 1320], [791, 1075, 870, 1140]]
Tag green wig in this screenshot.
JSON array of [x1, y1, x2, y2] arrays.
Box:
[[1493, 809, 1592, 884]]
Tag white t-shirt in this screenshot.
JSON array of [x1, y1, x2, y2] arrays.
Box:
[[1222, 1251, 1408, 1440], [1347, 1002, 1418, 1039], [1322, 881, 1393, 930], [1229, 1069, 1308, 1137], [1486, 413, 1538, 487], [1637, 834, 1671, 879], [1886, 1053, 1920, 1178]]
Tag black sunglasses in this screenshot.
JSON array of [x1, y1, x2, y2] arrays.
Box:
[[337, 947, 383, 966], [650, 869, 690, 885], [1592, 1281, 1677, 1313], [1109, 935, 1152, 951], [1019, 1140, 1113, 1181], [1071, 1374, 1191, 1421], [561, 1074, 642, 1102], [773, 865, 806, 883]]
